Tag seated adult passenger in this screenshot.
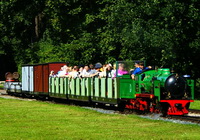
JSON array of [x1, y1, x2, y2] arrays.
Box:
[[106, 63, 113, 78], [89, 64, 97, 75], [99, 64, 107, 78], [57, 66, 70, 77], [81, 65, 92, 77], [57, 66, 65, 77], [90, 63, 102, 77], [68, 66, 79, 79], [100, 63, 115, 78], [111, 63, 116, 78], [78, 66, 84, 78], [57, 66, 63, 75]]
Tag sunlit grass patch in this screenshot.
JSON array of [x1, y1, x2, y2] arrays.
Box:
[[0, 98, 200, 139], [0, 82, 4, 89], [190, 100, 200, 110]]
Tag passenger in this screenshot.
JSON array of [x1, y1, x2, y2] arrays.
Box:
[[116, 63, 128, 76], [108, 63, 116, 78], [57, 66, 70, 77], [63, 65, 67, 69], [68, 66, 79, 79], [63, 62, 70, 69], [78, 66, 84, 78], [105, 63, 113, 78], [90, 63, 102, 77], [131, 62, 142, 79], [57, 66, 63, 75], [139, 62, 149, 71], [49, 70, 55, 77], [89, 64, 97, 75], [57, 66, 65, 77], [65, 67, 71, 76], [81, 65, 92, 77], [99, 64, 107, 78], [111, 63, 116, 78]]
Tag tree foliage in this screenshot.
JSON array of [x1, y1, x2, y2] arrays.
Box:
[[0, 0, 199, 78]]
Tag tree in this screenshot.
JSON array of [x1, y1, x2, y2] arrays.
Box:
[[0, 0, 199, 79]]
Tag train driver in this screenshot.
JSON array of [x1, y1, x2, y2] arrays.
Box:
[[131, 62, 141, 79]]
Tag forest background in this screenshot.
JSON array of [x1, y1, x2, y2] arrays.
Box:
[[0, 0, 199, 89]]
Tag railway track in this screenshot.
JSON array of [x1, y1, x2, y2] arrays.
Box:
[[189, 109, 200, 114], [0, 91, 118, 111], [168, 115, 200, 124]]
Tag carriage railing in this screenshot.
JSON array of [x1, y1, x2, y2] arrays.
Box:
[[49, 77, 120, 102]]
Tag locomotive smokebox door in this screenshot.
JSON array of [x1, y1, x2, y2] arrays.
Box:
[[165, 74, 186, 99]]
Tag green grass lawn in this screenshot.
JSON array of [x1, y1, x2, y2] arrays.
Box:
[[0, 83, 4, 89], [190, 100, 200, 110], [0, 98, 200, 139]]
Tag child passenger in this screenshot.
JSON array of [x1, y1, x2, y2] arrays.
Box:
[[114, 63, 128, 77]]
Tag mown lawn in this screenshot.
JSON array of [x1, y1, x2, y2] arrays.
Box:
[[0, 98, 200, 140], [0, 83, 4, 89], [190, 100, 200, 110]]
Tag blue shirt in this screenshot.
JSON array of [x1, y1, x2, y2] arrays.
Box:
[[142, 67, 149, 71], [132, 67, 142, 75]]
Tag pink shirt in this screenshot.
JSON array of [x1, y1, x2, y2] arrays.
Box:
[[113, 69, 128, 77], [118, 69, 128, 76]]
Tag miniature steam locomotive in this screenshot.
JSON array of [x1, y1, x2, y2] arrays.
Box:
[[4, 61, 194, 116]]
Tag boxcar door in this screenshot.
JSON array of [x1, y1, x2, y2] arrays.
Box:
[[34, 65, 43, 93], [22, 66, 29, 91], [43, 64, 49, 93]]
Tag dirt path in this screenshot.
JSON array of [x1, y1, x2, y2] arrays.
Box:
[[0, 89, 7, 95], [0, 94, 36, 101], [0, 89, 36, 101]]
